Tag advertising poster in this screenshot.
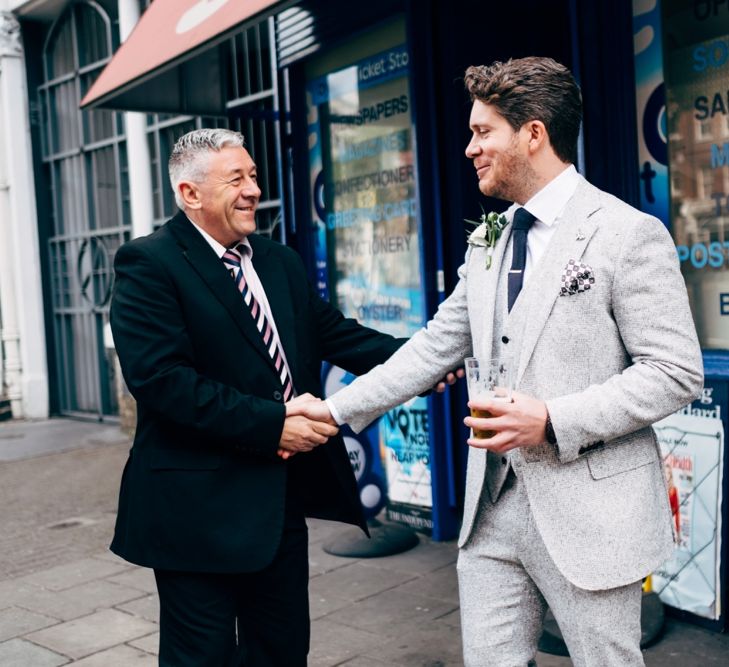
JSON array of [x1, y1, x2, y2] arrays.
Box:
[[307, 43, 434, 529], [652, 385, 725, 620], [663, 0, 729, 348]]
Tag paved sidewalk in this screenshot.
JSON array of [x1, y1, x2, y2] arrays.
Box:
[[1, 419, 728, 665]]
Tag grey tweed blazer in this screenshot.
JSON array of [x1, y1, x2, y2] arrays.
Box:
[[329, 176, 703, 591]]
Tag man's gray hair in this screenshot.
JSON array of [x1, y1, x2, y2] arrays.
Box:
[[168, 128, 246, 209]]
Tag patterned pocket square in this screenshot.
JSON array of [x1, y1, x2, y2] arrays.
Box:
[[560, 259, 595, 296]]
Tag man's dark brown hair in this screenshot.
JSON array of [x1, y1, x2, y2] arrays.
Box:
[[464, 57, 582, 164]]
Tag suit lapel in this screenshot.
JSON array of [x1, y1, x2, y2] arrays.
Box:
[[168, 214, 280, 376], [249, 235, 299, 384], [514, 180, 602, 385], [475, 209, 515, 359]]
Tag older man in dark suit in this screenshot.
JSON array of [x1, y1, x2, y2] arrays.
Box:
[[109, 128, 403, 666]]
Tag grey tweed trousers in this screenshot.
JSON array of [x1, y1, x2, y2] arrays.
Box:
[[457, 469, 645, 667]]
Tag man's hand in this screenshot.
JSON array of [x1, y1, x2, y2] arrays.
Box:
[[278, 394, 337, 459], [285, 394, 336, 425], [284, 392, 319, 416], [278, 413, 338, 460], [434, 367, 465, 393], [463, 391, 548, 454]]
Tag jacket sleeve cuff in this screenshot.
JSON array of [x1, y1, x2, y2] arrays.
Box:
[[545, 397, 584, 464]]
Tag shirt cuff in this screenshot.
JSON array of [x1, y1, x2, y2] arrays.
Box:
[[325, 398, 345, 426]]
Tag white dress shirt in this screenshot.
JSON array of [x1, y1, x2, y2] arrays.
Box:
[[189, 219, 296, 394], [507, 164, 580, 283]]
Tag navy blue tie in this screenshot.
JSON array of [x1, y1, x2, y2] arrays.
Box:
[[507, 208, 537, 312]]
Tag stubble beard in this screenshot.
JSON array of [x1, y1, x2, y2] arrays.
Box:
[[479, 137, 538, 204]]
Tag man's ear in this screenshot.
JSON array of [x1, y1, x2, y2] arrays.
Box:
[[178, 181, 202, 210], [525, 120, 549, 153]]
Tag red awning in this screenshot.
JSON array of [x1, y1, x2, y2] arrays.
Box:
[[81, 0, 285, 113]]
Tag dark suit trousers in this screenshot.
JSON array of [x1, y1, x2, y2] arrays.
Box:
[[154, 506, 309, 667]]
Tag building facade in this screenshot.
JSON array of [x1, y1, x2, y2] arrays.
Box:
[[2, 0, 727, 625]]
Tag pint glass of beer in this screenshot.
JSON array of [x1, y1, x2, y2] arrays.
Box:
[[464, 357, 513, 439]]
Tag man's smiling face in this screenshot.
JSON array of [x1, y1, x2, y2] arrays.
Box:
[[195, 146, 261, 246], [465, 99, 533, 204]]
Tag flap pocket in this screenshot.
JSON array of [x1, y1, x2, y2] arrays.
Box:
[[586, 429, 658, 480], [150, 448, 221, 471]]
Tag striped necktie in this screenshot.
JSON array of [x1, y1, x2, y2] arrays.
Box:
[[222, 245, 294, 401]]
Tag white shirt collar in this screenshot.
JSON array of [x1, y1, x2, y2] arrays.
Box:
[[521, 164, 580, 227], [187, 215, 253, 259]]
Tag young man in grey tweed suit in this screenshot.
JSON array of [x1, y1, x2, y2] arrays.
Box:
[[290, 57, 703, 666]]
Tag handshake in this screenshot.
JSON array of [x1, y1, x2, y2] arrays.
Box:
[[275, 368, 464, 460], [277, 393, 337, 460]]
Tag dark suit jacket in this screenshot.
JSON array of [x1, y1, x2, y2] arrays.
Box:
[[109, 212, 402, 573]]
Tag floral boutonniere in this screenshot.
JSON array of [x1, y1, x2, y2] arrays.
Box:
[[465, 210, 509, 269]]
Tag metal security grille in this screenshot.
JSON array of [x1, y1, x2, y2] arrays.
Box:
[[38, 2, 283, 417], [39, 1, 129, 419], [227, 18, 284, 242], [146, 114, 227, 226]]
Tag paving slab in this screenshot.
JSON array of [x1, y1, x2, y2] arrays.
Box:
[[116, 593, 160, 623], [337, 658, 392, 667], [0, 606, 59, 641], [308, 562, 416, 602], [362, 538, 458, 576], [308, 519, 346, 546], [66, 644, 157, 666], [22, 557, 130, 592], [308, 543, 357, 577], [536, 653, 571, 666], [438, 608, 461, 630], [0, 440, 129, 579], [644, 616, 729, 665], [324, 588, 457, 638], [308, 618, 381, 667], [5, 578, 146, 622], [394, 562, 460, 604], [25, 608, 157, 660], [310, 590, 352, 621], [361, 619, 464, 666], [105, 567, 157, 594], [0, 419, 128, 462], [0, 638, 69, 667], [127, 631, 159, 655], [92, 551, 129, 565]]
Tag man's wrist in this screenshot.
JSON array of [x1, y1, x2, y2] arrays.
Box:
[[325, 398, 344, 426]]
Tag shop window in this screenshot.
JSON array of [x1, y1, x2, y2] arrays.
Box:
[[671, 170, 683, 197], [304, 18, 437, 530], [661, 0, 729, 353], [696, 117, 713, 141], [699, 167, 716, 201]]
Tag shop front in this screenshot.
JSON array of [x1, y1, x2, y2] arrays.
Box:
[[75, 0, 668, 556], [632, 0, 729, 630], [73, 0, 645, 544]]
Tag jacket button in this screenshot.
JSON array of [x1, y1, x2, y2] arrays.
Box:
[[273, 391, 282, 401], [501, 336, 509, 344]]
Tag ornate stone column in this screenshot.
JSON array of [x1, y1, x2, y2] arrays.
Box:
[[0, 10, 49, 418]]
